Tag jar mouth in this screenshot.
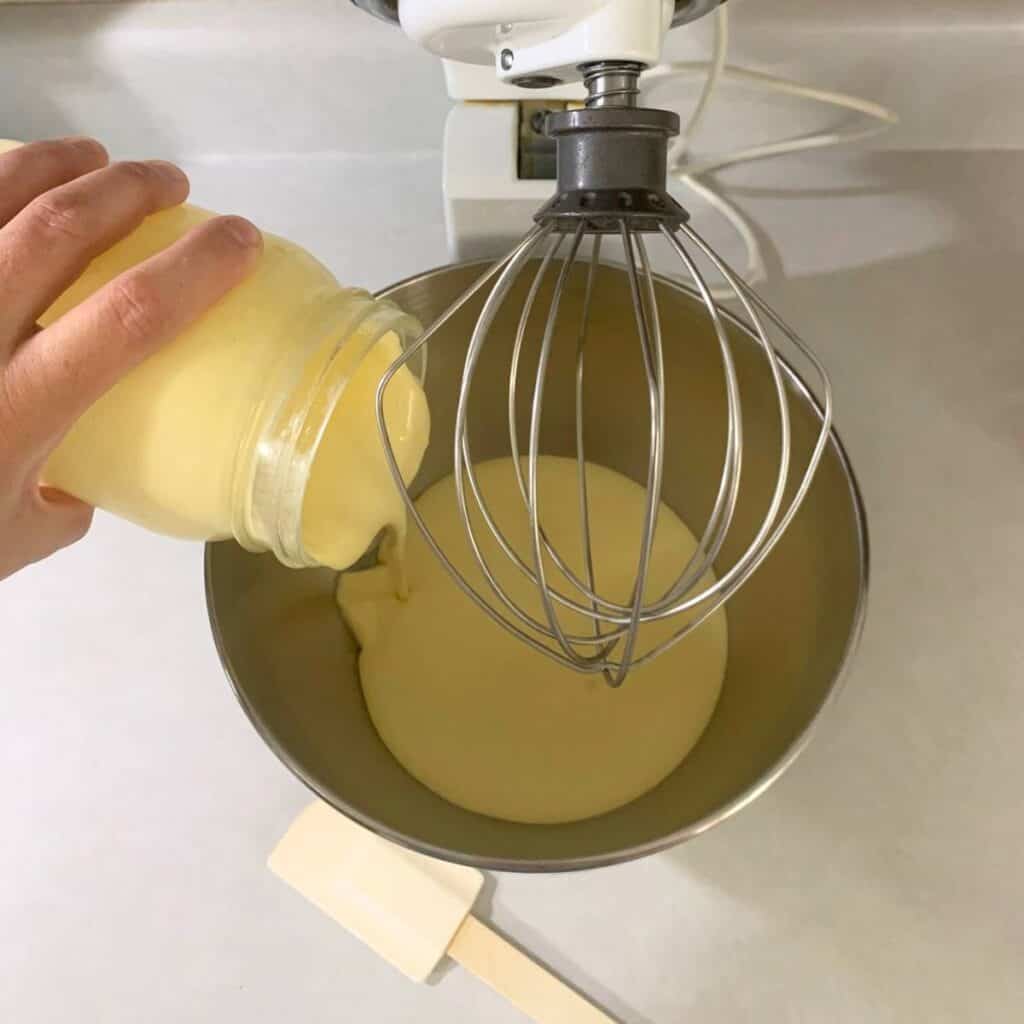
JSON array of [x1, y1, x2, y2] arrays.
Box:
[[232, 290, 424, 568]]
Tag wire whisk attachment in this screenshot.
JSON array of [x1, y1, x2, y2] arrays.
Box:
[[377, 63, 832, 686]]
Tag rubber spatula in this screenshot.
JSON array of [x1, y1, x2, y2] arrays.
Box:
[[268, 800, 614, 1023]]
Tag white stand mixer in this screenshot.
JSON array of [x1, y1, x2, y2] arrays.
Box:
[[358, 0, 724, 259]]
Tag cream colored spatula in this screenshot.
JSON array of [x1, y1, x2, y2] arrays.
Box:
[[268, 801, 614, 1023]]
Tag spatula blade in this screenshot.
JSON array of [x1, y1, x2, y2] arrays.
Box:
[[268, 801, 483, 982]]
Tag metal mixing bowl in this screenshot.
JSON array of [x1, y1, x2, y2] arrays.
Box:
[[205, 259, 868, 872]]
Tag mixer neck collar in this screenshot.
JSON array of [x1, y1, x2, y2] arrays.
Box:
[[542, 65, 683, 228]]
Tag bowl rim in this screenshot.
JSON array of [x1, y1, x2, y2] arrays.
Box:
[[205, 257, 870, 873]]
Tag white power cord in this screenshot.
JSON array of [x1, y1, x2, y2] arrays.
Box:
[[643, 5, 899, 297]]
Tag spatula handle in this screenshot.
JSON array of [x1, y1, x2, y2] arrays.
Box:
[[447, 914, 615, 1023]]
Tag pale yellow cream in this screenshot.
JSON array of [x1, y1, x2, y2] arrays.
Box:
[[339, 456, 728, 826]]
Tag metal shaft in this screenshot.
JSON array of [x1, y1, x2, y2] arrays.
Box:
[[580, 61, 644, 108]]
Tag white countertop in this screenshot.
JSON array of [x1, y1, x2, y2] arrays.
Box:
[[2, 3, 1023, 1021]]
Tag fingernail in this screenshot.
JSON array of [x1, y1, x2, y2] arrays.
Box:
[[221, 216, 262, 248], [38, 485, 87, 507], [148, 159, 188, 185], [61, 136, 108, 159]]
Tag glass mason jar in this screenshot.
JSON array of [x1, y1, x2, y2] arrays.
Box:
[[38, 203, 428, 571]]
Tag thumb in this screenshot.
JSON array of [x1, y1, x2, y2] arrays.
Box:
[[30, 486, 94, 560], [0, 487, 93, 581]]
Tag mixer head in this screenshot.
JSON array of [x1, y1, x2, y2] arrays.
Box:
[[374, 58, 833, 687]]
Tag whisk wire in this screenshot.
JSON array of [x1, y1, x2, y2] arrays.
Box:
[[612, 223, 666, 684], [655, 223, 742, 606], [507, 234, 614, 612], [454, 227, 568, 641], [526, 224, 607, 665], [575, 235, 604, 646]]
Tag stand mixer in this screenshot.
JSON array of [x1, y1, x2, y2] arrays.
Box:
[[352, 0, 832, 685]]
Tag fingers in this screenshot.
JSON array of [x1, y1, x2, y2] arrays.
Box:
[[0, 158, 191, 356], [1, 214, 262, 454], [0, 487, 94, 582], [0, 136, 109, 226]]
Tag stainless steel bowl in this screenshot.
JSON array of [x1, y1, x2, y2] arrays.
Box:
[[205, 260, 868, 872]]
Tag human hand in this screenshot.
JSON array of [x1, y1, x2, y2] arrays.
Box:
[[0, 137, 263, 580]]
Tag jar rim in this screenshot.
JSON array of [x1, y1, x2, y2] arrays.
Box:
[[232, 291, 424, 567]]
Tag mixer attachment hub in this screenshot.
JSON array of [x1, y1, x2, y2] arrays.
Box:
[[544, 105, 681, 195], [535, 188, 688, 234]]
